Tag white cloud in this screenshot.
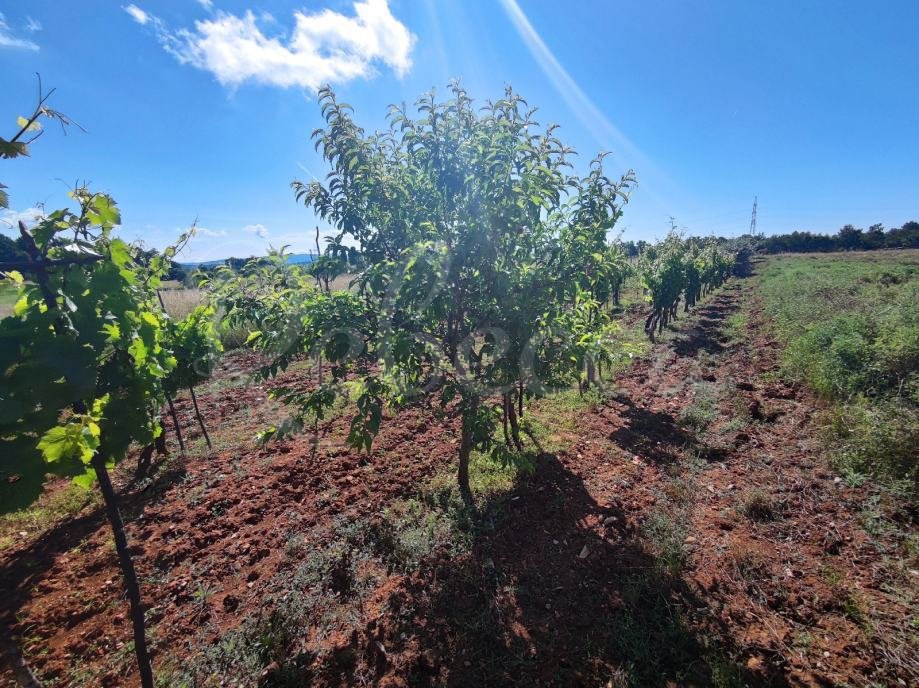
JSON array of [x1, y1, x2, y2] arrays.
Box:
[[123, 4, 150, 26], [196, 226, 226, 237], [133, 0, 415, 90], [197, 0, 214, 10], [243, 223, 269, 239], [25, 17, 41, 33], [1, 206, 43, 229], [0, 13, 39, 51]]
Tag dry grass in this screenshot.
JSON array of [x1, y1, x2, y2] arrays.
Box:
[[158, 288, 205, 319]]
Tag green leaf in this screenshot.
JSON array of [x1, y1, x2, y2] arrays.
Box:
[[101, 322, 121, 341], [128, 336, 149, 364], [38, 421, 99, 465], [13, 295, 29, 316], [16, 116, 41, 133], [109, 239, 130, 268], [73, 468, 97, 489]]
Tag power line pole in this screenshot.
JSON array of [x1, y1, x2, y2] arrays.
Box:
[[749, 196, 758, 236]]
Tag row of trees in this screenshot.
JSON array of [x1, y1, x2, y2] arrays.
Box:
[[758, 222, 919, 254], [3, 82, 742, 685], [638, 232, 737, 337]]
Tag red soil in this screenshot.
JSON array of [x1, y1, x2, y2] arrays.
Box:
[[1, 278, 915, 687]]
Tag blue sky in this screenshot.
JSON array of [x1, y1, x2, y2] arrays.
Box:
[[1, 0, 917, 261]]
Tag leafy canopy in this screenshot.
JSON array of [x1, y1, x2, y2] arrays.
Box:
[[221, 83, 636, 462]]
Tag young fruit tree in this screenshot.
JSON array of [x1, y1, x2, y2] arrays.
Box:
[[226, 83, 635, 506], [0, 189, 190, 688]]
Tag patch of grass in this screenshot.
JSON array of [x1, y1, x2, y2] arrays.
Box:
[[640, 503, 690, 576], [738, 489, 776, 522], [0, 481, 96, 552], [756, 251, 919, 489], [677, 382, 718, 434], [724, 311, 748, 343]]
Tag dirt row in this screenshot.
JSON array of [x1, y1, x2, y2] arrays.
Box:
[[1, 275, 916, 687]]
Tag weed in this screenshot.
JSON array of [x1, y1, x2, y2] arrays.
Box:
[[739, 490, 776, 522], [678, 382, 718, 434], [641, 508, 689, 576]]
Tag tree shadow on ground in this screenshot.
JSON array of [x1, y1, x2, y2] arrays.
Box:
[[670, 287, 742, 359], [607, 395, 693, 465], [0, 457, 187, 629], [373, 452, 785, 687]]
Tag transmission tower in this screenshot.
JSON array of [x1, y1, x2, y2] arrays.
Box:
[[749, 196, 758, 236]]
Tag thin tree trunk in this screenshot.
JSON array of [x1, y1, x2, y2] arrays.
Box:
[[166, 394, 185, 452], [517, 378, 524, 418], [507, 391, 523, 451], [457, 421, 474, 508], [188, 386, 212, 449], [91, 454, 154, 688], [135, 444, 153, 480], [154, 430, 168, 456], [501, 396, 512, 449]]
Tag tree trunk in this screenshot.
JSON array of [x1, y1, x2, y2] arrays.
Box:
[[507, 391, 523, 451], [91, 454, 154, 688], [166, 394, 185, 452], [135, 443, 153, 480], [188, 386, 212, 449], [517, 379, 524, 419], [501, 396, 511, 449], [154, 430, 168, 456], [457, 422, 474, 508]]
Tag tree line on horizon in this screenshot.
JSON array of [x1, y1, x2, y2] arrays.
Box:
[[2, 219, 916, 282]]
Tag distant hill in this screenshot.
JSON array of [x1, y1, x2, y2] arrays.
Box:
[[179, 252, 317, 269]]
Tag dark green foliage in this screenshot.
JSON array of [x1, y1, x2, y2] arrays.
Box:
[[758, 221, 919, 254]]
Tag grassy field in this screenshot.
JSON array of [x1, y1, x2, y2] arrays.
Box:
[[756, 249, 918, 490]]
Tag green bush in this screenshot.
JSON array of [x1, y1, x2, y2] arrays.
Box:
[[828, 398, 918, 487]]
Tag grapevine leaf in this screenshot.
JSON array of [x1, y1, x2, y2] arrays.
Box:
[[73, 469, 97, 489], [13, 295, 29, 316], [0, 138, 29, 159], [37, 422, 99, 464]]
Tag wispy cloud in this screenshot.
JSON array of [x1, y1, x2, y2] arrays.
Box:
[[243, 223, 269, 239], [0, 12, 39, 51], [127, 0, 415, 90], [197, 0, 214, 11], [25, 16, 41, 33], [196, 226, 227, 237], [122, 4, 150, 26], [1, 206, 43, 229]]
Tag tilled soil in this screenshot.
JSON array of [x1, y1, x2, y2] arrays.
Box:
[[1, 277, 916, 687]]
